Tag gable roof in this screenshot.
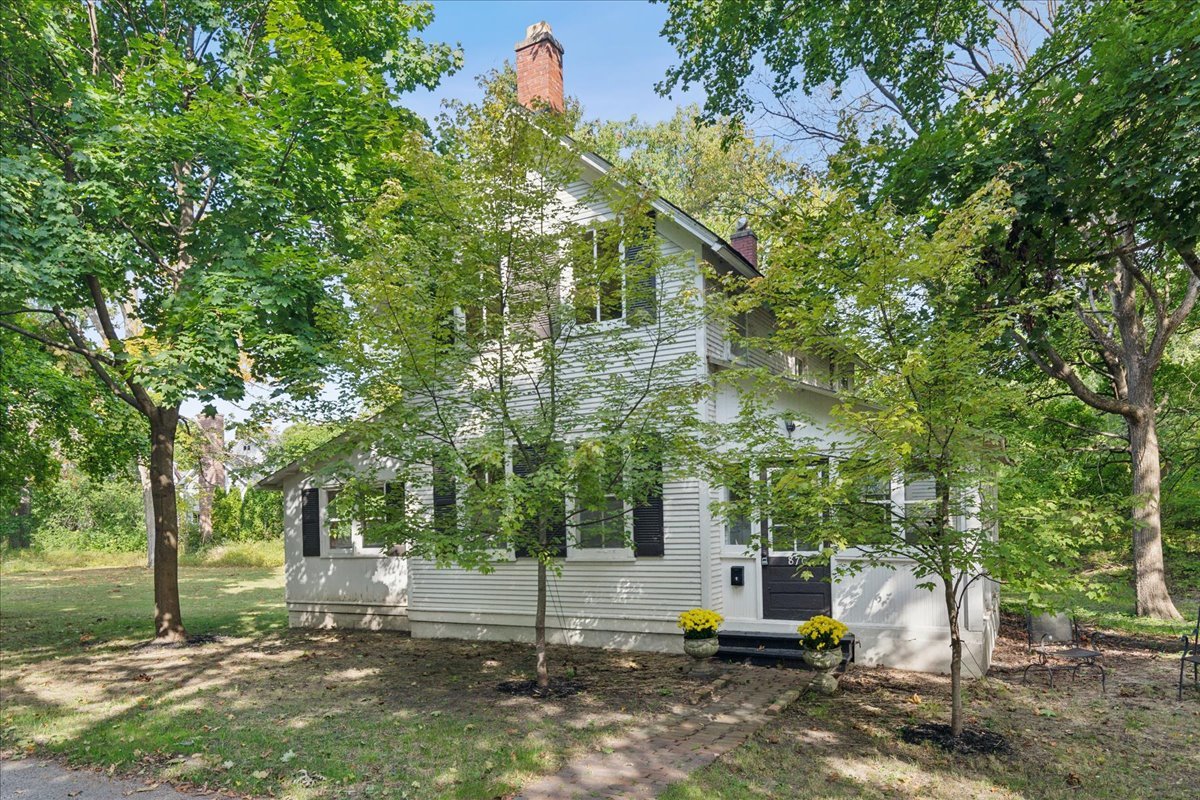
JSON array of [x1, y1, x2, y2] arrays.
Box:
[[571, 144, 761, 279]]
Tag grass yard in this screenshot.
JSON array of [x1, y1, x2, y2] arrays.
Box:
[[3, 560, 1198, 800], [0, 564, 710, 800], [661, 616, 1200, 800]]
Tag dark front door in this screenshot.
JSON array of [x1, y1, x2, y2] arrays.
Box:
[[761, 554, 831, 620]]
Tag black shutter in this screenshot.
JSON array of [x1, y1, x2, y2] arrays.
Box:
[[432, 460, 457, 534], [301, 488, 321, 557], [624, 242, 657, 325], [633, 458, 665, 557], [512, 446, 567, 558]]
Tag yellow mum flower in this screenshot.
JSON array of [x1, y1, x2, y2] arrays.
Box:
[[797, 615, 848, 651], [677, 608, 724, 638]]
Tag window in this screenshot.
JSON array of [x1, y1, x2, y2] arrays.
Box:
[[324, 488, 351, 550], [324, 486, 390, 554], [724, 481, 753, 547], [577, 495, 626, 548], [729, 312, 749, 360], [767, 458, 828, 552], [784, 351, 808, 381], [573, 444, 628, 551], [858, 475, 893, 539], [573, 229, 623, 324], [463, 461, 504, 545], [831, 357, 854, 391], [463, 264, 504, 341]]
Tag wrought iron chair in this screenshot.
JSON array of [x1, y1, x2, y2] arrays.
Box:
[[1022, 612, 1106, 693], [1180, 605, 1200, 700]]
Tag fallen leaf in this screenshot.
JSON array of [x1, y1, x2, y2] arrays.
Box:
[[906, 694, 922, 704]]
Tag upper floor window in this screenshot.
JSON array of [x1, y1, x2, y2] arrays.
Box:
[[573, 229, 624, 325]]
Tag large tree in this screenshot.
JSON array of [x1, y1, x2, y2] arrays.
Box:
[[714, 177, 1115, 737], [331, 73, 707, 691], [578, 104, 798, 238], [0, 0, 459, 640], [657, 0, 1198, 618]]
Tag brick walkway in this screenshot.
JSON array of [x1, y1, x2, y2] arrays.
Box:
[[514, 666, 810, 800]]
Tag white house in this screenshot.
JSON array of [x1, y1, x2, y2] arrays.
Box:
[[259, 23, 999, 678]]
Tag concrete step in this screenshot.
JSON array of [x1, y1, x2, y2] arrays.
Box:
[[717, 630, 856, 670]]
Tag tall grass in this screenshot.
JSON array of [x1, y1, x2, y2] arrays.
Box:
[[0, 540, 283, 574]]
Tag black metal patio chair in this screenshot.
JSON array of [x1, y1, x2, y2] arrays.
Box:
[[1022, 611, 1106, 693], [1180, 605, 1200, 700]]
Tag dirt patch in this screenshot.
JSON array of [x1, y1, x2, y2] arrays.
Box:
[[131, 633, 223, 650], [663, 615, 1199, 800], [900, 722, 1010, 755], [496, 677, 587, 698]]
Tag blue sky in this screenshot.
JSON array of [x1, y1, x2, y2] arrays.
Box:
[[400, 0, 701, 125]]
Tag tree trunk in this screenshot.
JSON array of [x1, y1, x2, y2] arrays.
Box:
[[535, 558, 549, 692], [11, 486, 33, 549], [149, 406, 187, 642], [944, 581, 964, 737], [196, 414, 226, 545], [1127, 409, 1181, 620], [138, 463, 155, 568]]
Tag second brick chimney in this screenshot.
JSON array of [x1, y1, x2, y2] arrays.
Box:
[[730, 217, 758, 268], [515, 21, 565, 112]]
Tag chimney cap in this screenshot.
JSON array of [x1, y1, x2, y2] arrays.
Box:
[[516, 21, 564, 54]]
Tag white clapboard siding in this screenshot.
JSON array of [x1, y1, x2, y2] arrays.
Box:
[[407, 478, 703, 624]]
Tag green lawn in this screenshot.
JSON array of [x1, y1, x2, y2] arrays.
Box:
[[0, 563, 707, 799]]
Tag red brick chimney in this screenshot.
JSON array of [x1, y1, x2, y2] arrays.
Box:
[[515, 21, 564, 112], [730, 217, 758, 268]]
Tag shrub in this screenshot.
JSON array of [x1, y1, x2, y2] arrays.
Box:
[[28, 470, 145, 552]]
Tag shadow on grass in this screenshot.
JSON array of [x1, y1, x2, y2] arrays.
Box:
[[1, 566, 712, 800]]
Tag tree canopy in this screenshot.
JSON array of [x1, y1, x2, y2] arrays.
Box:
[[0, 0, 460, 639]]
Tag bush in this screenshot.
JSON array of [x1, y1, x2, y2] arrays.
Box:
[[209, 487, 282, 544], [27, 470, 146, 552]]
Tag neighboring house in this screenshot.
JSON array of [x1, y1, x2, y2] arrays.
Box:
[[228, 432, 276, 491], [259, 23, 999, 677]]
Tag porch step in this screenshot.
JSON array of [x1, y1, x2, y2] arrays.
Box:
[[717, 630, 856, 671]]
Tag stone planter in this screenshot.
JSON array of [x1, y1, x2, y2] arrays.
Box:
[[683, 635, 720, 659], [801, 647, 842, 695]]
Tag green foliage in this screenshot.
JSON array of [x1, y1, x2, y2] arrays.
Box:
[[201, 487, 282, 546], [0, 325, 144, 512], [19, 467, 146, 553], [333, 70, 707, 566], [261, 421, 345, 473], [656, 0, 1000, 128], [578, 104, 798, 238], [0, 0, 461, 409]]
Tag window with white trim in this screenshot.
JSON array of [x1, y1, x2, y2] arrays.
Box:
[[767, 458, 828, 552], [728, 312, 749, 360], [724, 473, 753, 547], [324, 485, 388, 555], [903, 475, 940, 544], [572, 444, 629, 551], [573, 228, 623, 324]]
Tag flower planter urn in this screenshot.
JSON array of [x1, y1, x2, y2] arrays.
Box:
[[683, 636, 720, 660], [801, 647, 842, 694]]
